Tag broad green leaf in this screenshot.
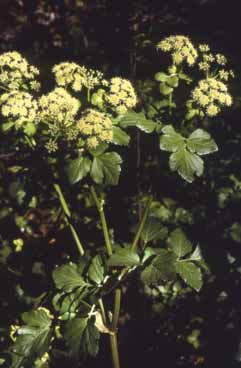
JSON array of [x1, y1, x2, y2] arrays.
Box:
[[153, 249, 178, 281], [187, 129, 218, 155], [141, 218, 168, 244], [175, 261, 203, 291], [160, 125, 185, 152], [166, 75, 179, 88], [159, 83, 173, 95], [108, 247, 140, 267], [154, 72, 168, 82], [64, 317, 100, 360], [90, 152, 122, 185], [88, 143, 108, 157], [52, 289, 89, 320], [168, 228, 192, 258], [65, 157, 91, 185], [141, 249, 177, 284], [52, 263, 86, 292], [119, 111, 157, 133], [88, 255, 104, 284], [1, 121, 14, 132], [10, 309, 52, 368], [169, 148, 204, 183], [112, 126, 130, 146]]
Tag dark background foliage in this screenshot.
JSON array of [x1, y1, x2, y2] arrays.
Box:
[[1, 1, 241, 368]]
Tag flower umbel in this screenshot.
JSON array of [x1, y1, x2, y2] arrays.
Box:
[[78, 109, 113, 148], [191, 78, 232, 116], [104, 77, 137, 115], [0, 51, 40, 91], [0, 91, 38, 128], [157, 35, 198, 66]]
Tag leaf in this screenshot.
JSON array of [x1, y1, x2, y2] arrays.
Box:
[[52, 289, 89, 320], [108, 247, 140, 267], [141, 218, 168, 244], [159, 83, 173, 95], [88, 255, 104, 284], [169, 148, 204, 183], [141, 249, 177, 284], [112, 126, 130, 146], [166, 75, 179, 88], [185, 109, 199, 120], [64, 317, 100, 360], [119, 111, 157, 133], [160, 125, 185, 152], [154, 72, 168, 82], [175, 261, 203, 291], [65, 157, 91, 185], [52, 263, 86, 292], [10, 309, 52, 368], [187, 129, 218, 155], [189, 244, 202, 261], [168, 228, 192, 258], [90, 152, 122, 185]]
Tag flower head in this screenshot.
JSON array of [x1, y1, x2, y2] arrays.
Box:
[[191, 78, 232, 116], [104, 77, 137, 114], [53, 62, 104, 91], [38, 87, 80, 125], [78, 109, 113, 148], [0, 91, 38, 128], [157, 35, 198, 66], [0, 51, 40, 91]]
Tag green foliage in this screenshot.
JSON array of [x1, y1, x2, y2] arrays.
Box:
[[160, 125, 218, 182], [52, 263, 87, 292], [108, 247, 140, 267], [10, 309, 53, 368], [90, 152, 122, 185], [64, 317, 100, 360], [65, 156, 91, 185]]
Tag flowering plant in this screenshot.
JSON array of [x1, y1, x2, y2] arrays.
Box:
[[0, 36, 234, 368]]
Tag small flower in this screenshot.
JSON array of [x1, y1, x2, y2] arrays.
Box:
[[78, 109, 113, 148]]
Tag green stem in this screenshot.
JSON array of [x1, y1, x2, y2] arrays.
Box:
[[131, 196, 152, 252], [110, 333, 121, 368], [87, 88, 91, 103], [90, 185, 112, 256], [112, 289, 121, 330], [109, 289, 121, 368], [53, 183, 85, 256], [169, 92, 173, 116]]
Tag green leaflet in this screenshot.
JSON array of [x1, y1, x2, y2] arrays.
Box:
[[88, 255, 104, 284], [52, 263, 87, 292], [90, 152, 122, 185], [175, 261, 203, 291], [118, 111, 157, 133], [65, 156, 91, 185], [160, 125, 218, 183], [107, 247, 140, 267], [112, 126, 130, 146], [64, 317, 100, 360], [10, 309, 53, 368], [168, 228, 193, 258]]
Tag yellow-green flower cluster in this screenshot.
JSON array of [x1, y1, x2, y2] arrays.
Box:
[[191, 78, 232, 116], [157, 35, 198, 66], [53, 62, 104, 91], [38, 87, 80, 125], [0, 91, 38, 128], [0, 51, 40, 91], [104, 77, 137, 114], [78, 109, 113, 148]]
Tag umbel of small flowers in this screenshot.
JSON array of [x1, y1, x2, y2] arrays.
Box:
[[157, 35, 198, 66], [52, 62, 105, 92], [0, 90, 38, 129], [0, 51, 40, 91], [78, 109, 113, 149], [191, 78, 232, 117]]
